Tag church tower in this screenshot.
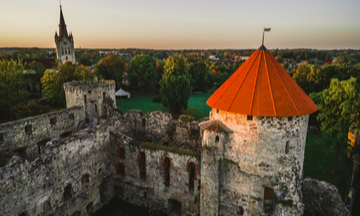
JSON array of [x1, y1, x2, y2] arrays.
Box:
[[55, 6, 75, 64]]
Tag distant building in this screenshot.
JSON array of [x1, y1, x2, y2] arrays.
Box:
[[209, 55, 219, 61], [54, 6, 75, 64]]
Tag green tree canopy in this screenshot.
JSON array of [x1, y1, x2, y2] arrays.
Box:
[[160, 56, 192, 113], [41, 62, 95, 105], [128, 54, 159, 91], [28, 61, 46, 93], [188, 61, 213, 92], [310, 78, 360, 174], [95, 54, 125, 89], [0, 59, 29, 122]]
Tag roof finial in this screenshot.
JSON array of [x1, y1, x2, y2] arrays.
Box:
[[60, 0, 62, 8], [262, 27, 271, 46]]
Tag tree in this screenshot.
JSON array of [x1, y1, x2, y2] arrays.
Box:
[[95, 54, 125, 89], [188, 61, 213, 92], [0, 59, 29, 122], [160, 56, 192, 113], [77, 57, 92, 66], [41, 62, 95, 105], [128, 54, 159, 91], [310, 78, 360, 175], [28, 61, 46, 94]]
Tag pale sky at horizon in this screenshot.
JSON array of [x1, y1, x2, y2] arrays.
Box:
[[1, 0, 359, 50]]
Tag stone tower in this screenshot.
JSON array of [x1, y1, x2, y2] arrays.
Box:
[[199, 45, 318, 216], [54, 6, 75, 64]]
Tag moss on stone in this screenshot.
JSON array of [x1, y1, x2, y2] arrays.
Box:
[[278, 199, 294, 207], [199, 117, 209, 122], [178, 115, 194, 122], [130, 140, 200, 159]]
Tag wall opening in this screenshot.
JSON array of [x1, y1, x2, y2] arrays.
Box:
[[168, 199, 182, 216], [139, 152, 146, 180], [264, 186, 274, 213], [88, 90, 92, 94], [60, 130, 72, 138], [71, 211, 81, 216], [164, 157, 170, 187], [18, 212, 28, 216], [117, 163, 125, 177], [86, 202, 94, 214], [237, 206, 244, 215], [103, 92, 106, 101], [99, 181, 111, 203], [12, 147, 27, 159], [285, 141, 290, 154], [216, 109, 219, 113], [95, 104, 98, 113], [114, 185, 124, 198], [0, 133, 4, 142], [247, 115, 253, 121], [69, 113, 75, 120], [118, 147, 125, 159], [81, 174, 90, 187], [215, 135, 219, 143], [84, 94, 87, 104], [189, 162, 196, 192], [43, 200, 51, 215], [25, 125, 32, 135], [288, 117, 293, 121], [50, 117, 57, 126], [142, 118, 146, 127], [64, 183, 73, 201], [37, 138, 51, 155]]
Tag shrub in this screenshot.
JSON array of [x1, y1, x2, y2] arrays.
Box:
[[152, 96, 161, 103]]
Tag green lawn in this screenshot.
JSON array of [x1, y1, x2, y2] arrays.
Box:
[[116, 89, 211, 120]]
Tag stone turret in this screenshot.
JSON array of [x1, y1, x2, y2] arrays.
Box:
[[200, 45, 318, 216]]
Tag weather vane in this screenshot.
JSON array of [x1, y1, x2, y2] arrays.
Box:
[[262, 27, 271, 46]]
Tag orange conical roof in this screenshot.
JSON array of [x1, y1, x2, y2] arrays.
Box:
[[207, 45, 318, 117]]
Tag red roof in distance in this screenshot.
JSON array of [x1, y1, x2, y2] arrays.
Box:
[[207, 45, 318, 117]]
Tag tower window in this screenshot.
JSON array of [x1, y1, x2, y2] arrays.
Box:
[[264, 186, 274, 212], [288, 117, 293, 121], [285, 141, 290, 154], [84, 94, 87, 104], [62, 47, 64, 55], [216, 109, 219, 113], [138, 152, 146, 180], [237, 206, 244, 215], [188, 162, 196, 191], [64, 183, 73, 201], [164, 157, 170, 187], [247, 115, 253, 121], [95, 104, 98, 113], [118, 147, 125, 159], [215, 135, 219, 143]]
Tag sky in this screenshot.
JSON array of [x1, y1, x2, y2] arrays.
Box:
[[1, 0, 360, 50]]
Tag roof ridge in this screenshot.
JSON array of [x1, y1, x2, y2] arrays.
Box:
[[264, 50, 277, 116], [249, 50, 263, 114]]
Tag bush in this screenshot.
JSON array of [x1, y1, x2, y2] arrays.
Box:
[[152, 96, 161, 103]]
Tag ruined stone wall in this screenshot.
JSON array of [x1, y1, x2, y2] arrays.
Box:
[[0, 126, 116, 216], [110, 132, 201, 216], [174, 115, 202, 151], [64, 80, 116, 119], [303, 178, 351, 216], [0, 106, 85, 162]]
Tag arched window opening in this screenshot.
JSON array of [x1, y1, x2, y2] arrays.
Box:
[[189, 162, 196, 192], [215, 135, 220, 143], [43, 200, 51, 215], [81, 174, 90, 187], [164, 157, 170, 187], [285, 141, 290, 154], [264, 186, 274, 213], [64, 183, 73, 201], [138, 152, 146, 180]]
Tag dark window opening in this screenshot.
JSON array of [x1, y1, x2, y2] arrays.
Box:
[[264, 186, 274, 213], [71, 211, 81, 216], [60, 130, 72, 138], [215, 135, 219, 143], [18, 212, 28, 216], [142, 118, 146, 127], [114, 185, 124, 198], [0, 151, 13, 167], [189, 162, 196, 192], [285, 141, 290, 154], [117, 163, 125, 177], [288, 117, 293, 121], [168, 199, 182, 216], [50, 117, 57, 126], [12, 147, 27, 159], [139, 152, 146, 180], [64, 183, 73, 201], [198, 180, 201, 191], [247, 115, 253, 121], [103, 92, 106, 101], [84, 94, 87, 104], [237, 206, 244, 215], [37, 138, 51, 155], [216, 109, 219, 113], [88, 90, 92, 94], [43, 200, 51, 215], [81, 174, 90, 187], [25, 125, 32, 135], [66, 56, 68, 61], [87, 202, 94, 214], [99, 181, 110, 203], [0, 133, 4, 142], [95, 104, 98, 113], [118, 147, 125, 159], [69, 113, 75, 120], [164, 157, 170, 187]]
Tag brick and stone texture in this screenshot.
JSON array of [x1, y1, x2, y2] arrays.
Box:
[[0, 106, 85, 163], [110, 132, 201, 216], [303, 178, 351, 216]]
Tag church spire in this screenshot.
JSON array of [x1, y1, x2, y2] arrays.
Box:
[[59, 5, 68, 38]]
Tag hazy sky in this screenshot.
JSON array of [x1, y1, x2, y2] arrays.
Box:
[[1, 0, 359, 49]]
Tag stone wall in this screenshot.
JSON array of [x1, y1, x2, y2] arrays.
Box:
[[0, 125, 115, 216], [110, 132, 201, 216], [0, 106, 85, 163], [303, 178, 351, 216]]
